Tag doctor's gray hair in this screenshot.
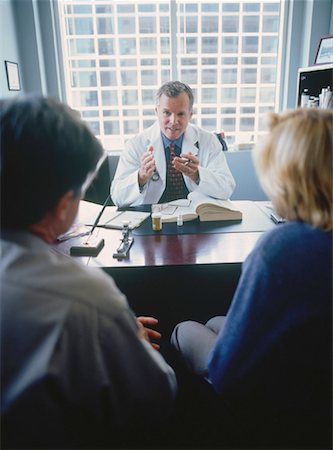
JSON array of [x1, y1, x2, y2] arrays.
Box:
[[155, 81, 194, 111]]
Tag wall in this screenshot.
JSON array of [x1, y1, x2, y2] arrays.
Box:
[[12, 0, 46, 95], [0, 0, 22, 98], [0, 0, 63, 99]]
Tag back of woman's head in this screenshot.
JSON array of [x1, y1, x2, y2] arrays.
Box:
[[1, 95, 104, 229], [254, 108, 332, 231]]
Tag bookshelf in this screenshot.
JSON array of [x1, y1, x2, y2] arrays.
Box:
[[296, 63, 333, 108]]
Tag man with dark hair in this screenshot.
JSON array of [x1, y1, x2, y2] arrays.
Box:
[[111, 81, 235, 207], [0, 96, 177, 449], [1, 96, 103, 230]]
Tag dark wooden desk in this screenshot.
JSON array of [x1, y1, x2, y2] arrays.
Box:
[[90, 228, 264, 268], [56, 201, 274, 337]]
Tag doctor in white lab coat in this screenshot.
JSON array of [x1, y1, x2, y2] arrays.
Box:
[[111, 81, 236, 207]]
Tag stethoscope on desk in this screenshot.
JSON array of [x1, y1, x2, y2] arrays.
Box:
[[151, 141, 199, 182]]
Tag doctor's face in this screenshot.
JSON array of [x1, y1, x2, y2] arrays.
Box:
[[155, 92, 193, 141]]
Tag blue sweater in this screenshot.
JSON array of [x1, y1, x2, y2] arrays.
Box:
[[208, 221, 332, 446]]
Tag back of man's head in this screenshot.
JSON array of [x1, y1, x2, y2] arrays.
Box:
[[0, 95, 104, 229]]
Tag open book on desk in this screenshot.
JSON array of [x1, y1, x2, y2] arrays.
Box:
[[76, 200, 150, 230], [155, 191, 242, 223]]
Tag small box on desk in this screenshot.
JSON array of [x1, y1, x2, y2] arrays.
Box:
[[70, 238, 105, 257]]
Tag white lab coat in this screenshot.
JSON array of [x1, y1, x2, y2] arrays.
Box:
[[111, 121, 236, 207]]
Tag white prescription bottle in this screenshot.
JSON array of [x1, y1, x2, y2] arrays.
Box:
[[177, 213, 183, 226]]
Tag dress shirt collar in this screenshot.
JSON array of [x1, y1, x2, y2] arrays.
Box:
[[161, 132, 184, 150]]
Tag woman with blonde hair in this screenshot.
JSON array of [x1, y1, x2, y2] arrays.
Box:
[[171, 108, 332, 448], [255, 108, 332, 231]]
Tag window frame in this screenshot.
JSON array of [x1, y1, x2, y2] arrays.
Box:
[[46, 0, 332, 152]]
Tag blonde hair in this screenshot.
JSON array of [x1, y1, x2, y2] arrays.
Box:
[[253, 108, 333, 231]]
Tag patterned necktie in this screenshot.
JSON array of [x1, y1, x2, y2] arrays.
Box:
[[159, 143, 189, 203]]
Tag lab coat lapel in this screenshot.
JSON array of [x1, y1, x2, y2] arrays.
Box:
[[182, 124, 199, 156], [149, 122, 167, 185]]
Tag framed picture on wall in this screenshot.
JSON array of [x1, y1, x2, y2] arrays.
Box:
[[314, 35, 333, 65], [4, 60, 21, 91]]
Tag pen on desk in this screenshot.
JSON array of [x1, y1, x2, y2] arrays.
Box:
[[85, 194, 111, 241]]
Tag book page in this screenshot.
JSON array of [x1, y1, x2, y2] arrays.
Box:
[[153, 199, 197, 223], [188, 191, 240, 212], [187, 192, 242, 221]]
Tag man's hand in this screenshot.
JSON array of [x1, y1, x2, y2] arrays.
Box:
[[138, 145, 156, 187], [173, 151, 199, 183], [137, 316, 162, 350]]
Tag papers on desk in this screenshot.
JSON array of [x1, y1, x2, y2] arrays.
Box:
[[77, 200, 150, 230], [57, 223, 91, 242], [255, 201, 286, 224], [103, 210, 150, 229]]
